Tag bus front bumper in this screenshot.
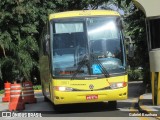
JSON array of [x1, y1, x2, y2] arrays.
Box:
[[53, 86, 128, 105]]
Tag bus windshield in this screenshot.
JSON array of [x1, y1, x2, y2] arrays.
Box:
[[51, 17, 126, 78]]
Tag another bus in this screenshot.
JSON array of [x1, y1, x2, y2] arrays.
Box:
[[39, 10, 128, 110]]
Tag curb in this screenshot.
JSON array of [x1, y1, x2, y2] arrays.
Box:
[[34, 90, 42, 93], [138, 95, 160, 120]]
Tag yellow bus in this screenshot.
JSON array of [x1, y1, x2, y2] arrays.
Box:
[[39, 10, 128, 110]]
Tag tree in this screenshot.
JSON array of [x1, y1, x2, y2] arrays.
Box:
[[124, 3, 150, 83], [0, 0, 39, 81], [0, 0, 110, 84]]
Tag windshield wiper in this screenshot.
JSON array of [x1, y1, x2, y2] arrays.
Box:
[[71, 53, 110, 80], [71, 54, 89, 80], [90, 53, 110, 78]]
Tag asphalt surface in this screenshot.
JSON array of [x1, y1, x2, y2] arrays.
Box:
[[0, 81, 158, 120]]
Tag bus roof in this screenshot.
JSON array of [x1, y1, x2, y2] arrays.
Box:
[[49, 10, 120, 20]]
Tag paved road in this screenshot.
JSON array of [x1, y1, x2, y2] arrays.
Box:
[[0, 81, 157, 120]]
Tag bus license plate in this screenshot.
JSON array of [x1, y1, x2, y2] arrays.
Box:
[[86, 95, 98, 100]]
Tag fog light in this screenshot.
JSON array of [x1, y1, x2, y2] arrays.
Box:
[[61, 97, 64, 99], [55, 96, 59, 99]]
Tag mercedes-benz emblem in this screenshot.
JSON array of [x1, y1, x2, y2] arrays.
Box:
[[89, 84, 94, 90]]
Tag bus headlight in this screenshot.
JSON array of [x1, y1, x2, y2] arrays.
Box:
[[54, 86, 73, 91], [110, 82, 127, 89]]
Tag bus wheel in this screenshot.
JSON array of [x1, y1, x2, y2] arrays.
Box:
[[44, 96, 50, 102], [53, 104, 62, 112], [108, 101, 117, 110]]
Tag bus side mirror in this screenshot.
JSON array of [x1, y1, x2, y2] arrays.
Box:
[[125, 36, 135, 58], [116, 18, 124, 29]]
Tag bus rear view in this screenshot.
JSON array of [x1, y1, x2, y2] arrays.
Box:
[[40, 10, 128, 109]]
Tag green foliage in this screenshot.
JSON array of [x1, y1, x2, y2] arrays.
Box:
[[33, 85, 42, 90], [0, 90, 4, 94], [128, 69, 142, 81], [53, 0, 109, 11], [123, 2, 150, 83], [0, 0, 40, 81]]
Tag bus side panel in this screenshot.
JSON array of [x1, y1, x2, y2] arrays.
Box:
[[39, 55, 51, 99]]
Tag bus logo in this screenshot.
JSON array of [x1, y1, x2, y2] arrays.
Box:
[[89, 84, 94, 90]]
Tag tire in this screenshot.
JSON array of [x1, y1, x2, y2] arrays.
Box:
[[108, 101, 117, 110], [44, 96, 50, 102], [42, 84, 50, 102], [53, 104, 63, 112]]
